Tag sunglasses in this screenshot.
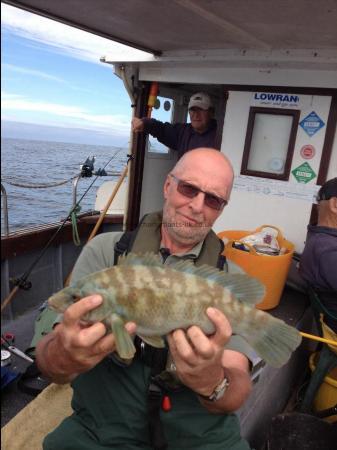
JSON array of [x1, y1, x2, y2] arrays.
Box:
[[170, 174, 227, 211]]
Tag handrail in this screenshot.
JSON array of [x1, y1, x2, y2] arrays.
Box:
[[72, 175, 81, 210], [1, 183, 9, 235]]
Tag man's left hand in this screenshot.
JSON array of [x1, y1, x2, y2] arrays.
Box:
[[167, 307, 231, 397]]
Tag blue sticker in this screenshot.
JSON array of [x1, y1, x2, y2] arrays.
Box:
[[299, 111, 325, 137]]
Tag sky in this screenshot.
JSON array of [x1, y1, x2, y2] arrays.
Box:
[[1, 3, 153, 146]]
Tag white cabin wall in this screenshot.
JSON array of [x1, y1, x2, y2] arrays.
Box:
[[140, 65, 337, 89], [213, 91, 333, 253]]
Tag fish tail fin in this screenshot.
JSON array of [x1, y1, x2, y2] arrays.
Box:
[[108, 313, 136, 360], [242, 315, 302, 367]]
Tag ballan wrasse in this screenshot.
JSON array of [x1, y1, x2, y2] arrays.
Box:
[[48, 252, 302, 367]]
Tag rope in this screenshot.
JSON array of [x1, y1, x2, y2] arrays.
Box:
[[1, 176, 77, 189], [71, 205, 81, 246]]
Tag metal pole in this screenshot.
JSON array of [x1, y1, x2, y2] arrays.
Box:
[[72, 175, 81, 210], [1, 183, 9, 235]]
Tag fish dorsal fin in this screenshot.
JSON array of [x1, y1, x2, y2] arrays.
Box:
[[220, 273, 265, 305], [170, 261, 264, 305], [118, 252, 162, 267], [170, 261, 265, 305]]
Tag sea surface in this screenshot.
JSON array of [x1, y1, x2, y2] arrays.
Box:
[[1, 138, 128, 233]]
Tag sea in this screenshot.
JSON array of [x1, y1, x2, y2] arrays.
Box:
[[1, 137, 129, 233]]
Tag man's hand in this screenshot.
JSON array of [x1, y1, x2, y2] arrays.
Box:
[[36, 295, 136, 383], [132, 117, 145, 133], [167, 307, 252, 412], [167, 307, 230, 396]]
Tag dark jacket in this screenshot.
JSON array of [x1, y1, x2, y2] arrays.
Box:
[[300, 225, 337, 331], [142, 118, 218, 158]]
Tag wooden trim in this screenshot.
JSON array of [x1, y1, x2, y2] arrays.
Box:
[[317, 93, 337, 185], [241, 107, 300, 180], [126, 82, 150, 231], [1, 215, 123, 260], [214, 89, 228, 149], [309, 93, 337, 224]]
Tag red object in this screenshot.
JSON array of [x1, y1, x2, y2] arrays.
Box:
[[4, 332, 15, 342], [300, 144, 315, 160], [147, 82, 159, 117], [1, 332, 15, 345], [162, 395, 172, 412]]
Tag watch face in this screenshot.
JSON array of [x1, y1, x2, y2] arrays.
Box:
[[207, 377, 229, 402]]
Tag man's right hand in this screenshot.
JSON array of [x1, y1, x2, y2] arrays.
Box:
[[132, 117, 145, 132], [36, 295, 136, 384]]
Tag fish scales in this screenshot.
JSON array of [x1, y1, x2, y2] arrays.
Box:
[[48, 252, 302, 367], [114, 265, 221, 332]]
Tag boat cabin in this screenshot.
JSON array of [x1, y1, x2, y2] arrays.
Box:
[[1, 1, 337, 448]]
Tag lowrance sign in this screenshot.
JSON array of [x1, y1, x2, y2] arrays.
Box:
[[253, 92, 300, 107]]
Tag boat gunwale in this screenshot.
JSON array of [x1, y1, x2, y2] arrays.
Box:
[[1, 213, 123, 261]]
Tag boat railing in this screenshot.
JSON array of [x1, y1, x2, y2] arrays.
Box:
[[72, 174, 82, 211], [1, 154, 123, 235], [1, 183, 9, 236]]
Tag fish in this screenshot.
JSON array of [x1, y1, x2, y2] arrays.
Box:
[[48, 252, 302, 367]]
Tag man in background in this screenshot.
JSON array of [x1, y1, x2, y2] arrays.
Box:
[[300, 177, 337, 333], [132, 92, 218, 158]]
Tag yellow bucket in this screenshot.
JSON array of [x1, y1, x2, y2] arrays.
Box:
[[309, 352, 337, 422], [217, 225, 294, 310]]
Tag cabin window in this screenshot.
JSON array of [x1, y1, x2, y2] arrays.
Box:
[[147, 96, 174, 154], [241, 107, 300, 180]]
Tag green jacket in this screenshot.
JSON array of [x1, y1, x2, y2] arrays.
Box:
[[43, 212, 251, 450]]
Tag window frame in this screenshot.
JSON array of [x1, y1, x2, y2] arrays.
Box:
[[240, 106, 300, 180]]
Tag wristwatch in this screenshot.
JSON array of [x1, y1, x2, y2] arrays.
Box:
[[198, 376, 230, 402]]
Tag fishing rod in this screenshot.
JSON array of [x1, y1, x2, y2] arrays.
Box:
[[299, 331, 337, 347], [1, 148, 126, 314]]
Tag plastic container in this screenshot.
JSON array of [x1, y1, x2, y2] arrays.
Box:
[[309, 352, 337, 423], [217, 225, 294, 310]]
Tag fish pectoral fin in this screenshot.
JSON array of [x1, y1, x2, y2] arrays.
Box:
[[138, 334, 165, 348], [109, 313, 136, 360]]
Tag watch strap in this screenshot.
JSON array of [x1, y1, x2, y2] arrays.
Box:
[[198, 376, 230, 402]]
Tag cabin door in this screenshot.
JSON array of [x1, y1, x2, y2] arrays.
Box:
[[126, 83, 226, 230]]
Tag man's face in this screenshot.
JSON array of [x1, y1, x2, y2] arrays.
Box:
[[162, 154, 231, 248], [189, 107, 213, 133]]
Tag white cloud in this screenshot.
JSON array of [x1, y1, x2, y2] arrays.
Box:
[[1, 3, 152, 65], [1, 92, 131, 133], [3, 63, 66, 83]]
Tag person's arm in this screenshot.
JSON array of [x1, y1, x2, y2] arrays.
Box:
[[132, 116, 180, 150], [36, 294, 136, 384], [167, 307, 252, 413], [36, 232, 132, 384], [319, 248, 337, 290]]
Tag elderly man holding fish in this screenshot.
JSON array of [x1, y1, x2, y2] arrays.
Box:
[[37, 148, 301, 450]]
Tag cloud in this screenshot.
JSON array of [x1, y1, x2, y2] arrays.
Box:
[[2, 63, 99, 94], [1, 91, 131, 133], [3, 63, 66, 83], [1, 3, 152, 65], [1, 120, 130, 146]]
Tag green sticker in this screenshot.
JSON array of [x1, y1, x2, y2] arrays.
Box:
[[292, 162, 316, 184]]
